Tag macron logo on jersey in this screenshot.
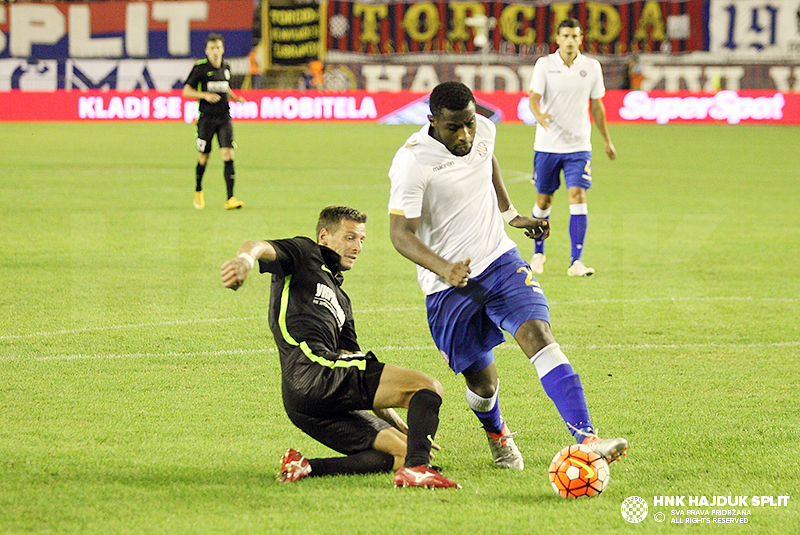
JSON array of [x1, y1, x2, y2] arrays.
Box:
[[432, 161, 454, 172], [313, 283, 345, 328]]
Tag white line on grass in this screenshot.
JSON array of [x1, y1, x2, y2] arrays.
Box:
[[503, 170, 533, 183], [28, 348, 272, 362], [0, 316, 267, 341], [573, 340, 800, 351], [551, 296, 800, 305], [2, 296, 795, 342], [0, 310, 419, 341], [0, 345, 434, 362], [3, 341, 797, 363]]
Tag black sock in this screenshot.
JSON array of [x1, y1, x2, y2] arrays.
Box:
[[224, 160, 235, 198], [404, 389, 442, 468], [306, 450, 394, 477], [195, 163, 206, 191]]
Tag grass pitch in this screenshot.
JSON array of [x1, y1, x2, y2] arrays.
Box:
[[1, 121, 798, 534]]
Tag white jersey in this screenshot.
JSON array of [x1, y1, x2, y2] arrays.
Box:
[[529, 51, 606, 153], [388, 114, 516, 295]]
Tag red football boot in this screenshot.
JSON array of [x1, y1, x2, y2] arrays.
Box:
[[393, 465, 461, 489], [278, 448, 312, 482]]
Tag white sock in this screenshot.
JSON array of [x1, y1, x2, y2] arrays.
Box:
[[465, 380, 499, 413], [529, 343, 570, 379], [533, 205, 551, 218]]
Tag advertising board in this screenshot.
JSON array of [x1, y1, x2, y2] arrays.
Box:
[[2, 89, 798, 125]]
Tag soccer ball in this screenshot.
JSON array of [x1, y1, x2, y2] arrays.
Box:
[[549, 444, 610, 498]]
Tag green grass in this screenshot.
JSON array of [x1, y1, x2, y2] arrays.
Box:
[[1, 121, 798, 534]]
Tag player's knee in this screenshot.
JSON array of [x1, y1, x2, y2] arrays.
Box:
[[468, 381, 496, 399], [406, 369, 443, 398], [423, 376, 444, 397], [516, 319, 556, 354], [408, 375, 442, 400], [568, 188, 587, 204]]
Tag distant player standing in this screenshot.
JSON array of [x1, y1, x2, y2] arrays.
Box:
[[183, 33, 246, 211], [389, 81, 627, 470], [528, 18, 617, 276]]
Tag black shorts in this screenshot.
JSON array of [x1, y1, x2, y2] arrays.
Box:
[[196, 115, 233, 153], [282, 353, 389, 455]]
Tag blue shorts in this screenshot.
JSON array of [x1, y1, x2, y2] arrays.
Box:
[[533, 151, 592, 195], [425, 249, 550, 375]]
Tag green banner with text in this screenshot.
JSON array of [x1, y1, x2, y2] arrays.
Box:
[[267, 2, 325, 66]]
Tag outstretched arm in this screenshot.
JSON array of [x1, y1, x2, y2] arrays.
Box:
[[590, 98, 617, 160], [389, 214, 471, 288], [220, 240, 276, 290], [490, 155, 550, 241]]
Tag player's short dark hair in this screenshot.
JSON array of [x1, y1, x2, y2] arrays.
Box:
[[429, 82, 476, 117], [206, 33, 224, 46], [316, 206, 367, 238], [557, 18, 582, 33]]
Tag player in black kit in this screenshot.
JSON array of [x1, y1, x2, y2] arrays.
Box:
[[220, 206, 460, 488], [183, 33, 246, 211]]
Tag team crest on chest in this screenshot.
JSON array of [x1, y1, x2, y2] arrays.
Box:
[[476, 142, 487, 157]]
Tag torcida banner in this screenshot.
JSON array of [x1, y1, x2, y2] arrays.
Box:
[[1, 90, 798, 125], [326, 0, 705, 56]]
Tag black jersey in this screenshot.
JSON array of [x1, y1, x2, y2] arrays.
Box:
[[259, 237, 361, 366], [184, 59, 233, 118]]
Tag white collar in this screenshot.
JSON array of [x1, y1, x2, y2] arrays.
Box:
[[555, 50, 583, 67]]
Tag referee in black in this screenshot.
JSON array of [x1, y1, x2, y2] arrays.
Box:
[[221, 206, 460, 488], [183, 33, 246, 211]]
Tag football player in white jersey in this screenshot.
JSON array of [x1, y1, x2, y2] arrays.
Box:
[[528, 18, 617, 277], [389, 82, 627, 470]]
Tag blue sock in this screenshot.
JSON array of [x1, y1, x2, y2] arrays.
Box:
[[473, 404, 504, 434], [466, 386, 505, 434], [540, 363, 593, 442], [569, 204, 588, 264], [576, 426, 596, 444], [535, 222, 548, 255], [533, 205, 551, 255]]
